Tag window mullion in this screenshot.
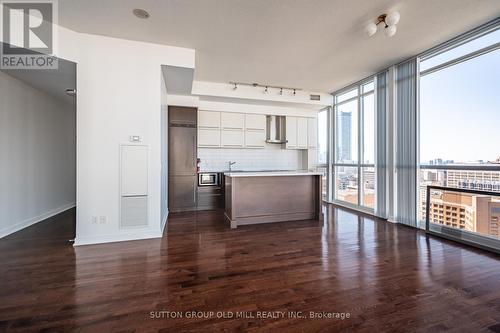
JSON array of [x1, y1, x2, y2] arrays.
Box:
[[358, 92, 364, 206]]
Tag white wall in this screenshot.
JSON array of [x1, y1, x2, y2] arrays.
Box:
[[198, 146, 306, 172], [192, 80, 333, 107], [55, 30, 195, 246], [0, 71, 76, 238]]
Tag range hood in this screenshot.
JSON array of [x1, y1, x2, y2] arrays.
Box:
[[266, 115, 288, 144]]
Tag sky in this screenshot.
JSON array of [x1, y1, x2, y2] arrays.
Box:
[[420, 30, 500, 163]]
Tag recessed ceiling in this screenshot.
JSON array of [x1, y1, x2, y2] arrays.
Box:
[[1, 45, 77, 105], [59, 0, 500, 92]]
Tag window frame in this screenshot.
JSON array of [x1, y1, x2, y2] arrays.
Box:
[[417, 20, 500, 229], [331, 78, 376, 211]]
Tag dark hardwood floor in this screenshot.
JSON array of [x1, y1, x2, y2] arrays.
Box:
[[1, 205, 500, 332]]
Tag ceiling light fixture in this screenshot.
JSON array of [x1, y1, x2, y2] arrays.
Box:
[[133, 8, 150, 19], [229, 82, 302, 96], [65, 88, 76, 96], [365, 11, 400, 38]]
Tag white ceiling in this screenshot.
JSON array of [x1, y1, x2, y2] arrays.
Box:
[[59, 0, 500, 92]]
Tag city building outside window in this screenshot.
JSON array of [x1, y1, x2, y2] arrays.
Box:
[[419, 26, 500, 240], [332, 80, 375, 210]]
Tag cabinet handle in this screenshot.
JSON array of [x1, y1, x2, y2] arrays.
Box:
[[199, 126, 220, 129]]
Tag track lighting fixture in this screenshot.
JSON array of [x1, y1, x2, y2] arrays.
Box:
[[228, 81, 302, 96], [365, 11, 400, 38]]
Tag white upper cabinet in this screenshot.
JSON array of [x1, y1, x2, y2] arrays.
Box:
[[286, 116, 297, 149], [307, 117, 318, 148], [297, 117, 308, 149], [245, 130, 266, 148], [198, 128, 221, 147], [221, 130, 245, 147], [197, 111, 314, 150], [245, 114, 266, 131], [198, 111, 221, 128], [221, 112, 245, 130]]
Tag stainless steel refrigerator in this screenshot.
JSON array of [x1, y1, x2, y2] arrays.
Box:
[[168, 106, 197, 212]]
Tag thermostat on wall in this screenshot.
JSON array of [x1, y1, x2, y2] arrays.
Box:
[[129, 135, 142, 142]]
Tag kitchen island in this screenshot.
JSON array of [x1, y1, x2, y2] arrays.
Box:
[[224, 171, 323, 228]]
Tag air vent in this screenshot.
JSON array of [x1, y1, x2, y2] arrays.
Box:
[[121, 196, 148, 227], [310, 94, 321, 101]]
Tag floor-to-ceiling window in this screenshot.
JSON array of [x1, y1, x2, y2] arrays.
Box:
[[418, 24, 500, 243], [332, 80, 375, 211]]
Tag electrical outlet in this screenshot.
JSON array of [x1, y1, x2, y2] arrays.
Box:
[[92, 216, 98, 224], [99, 216, 107, 224]]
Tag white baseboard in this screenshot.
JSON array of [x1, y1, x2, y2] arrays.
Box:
[[73, 229, 162, 246], [0, 202, 76, 239], [161, 209, 169, 234]]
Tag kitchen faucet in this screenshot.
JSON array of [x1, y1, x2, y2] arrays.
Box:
[[228, 161, 236, 171]]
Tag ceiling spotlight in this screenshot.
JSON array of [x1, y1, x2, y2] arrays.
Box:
[[133, 8, 150, 19], [65, 88, 76, 96], [365, 11, 400, 38]]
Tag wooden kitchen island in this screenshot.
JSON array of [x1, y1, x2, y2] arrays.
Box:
[[224, 171, 323, 228]]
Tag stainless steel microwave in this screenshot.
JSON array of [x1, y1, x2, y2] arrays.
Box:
[[198, 173, 219, 186]]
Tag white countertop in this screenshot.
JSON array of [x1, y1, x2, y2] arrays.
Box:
[[224, 170, 323, 178]]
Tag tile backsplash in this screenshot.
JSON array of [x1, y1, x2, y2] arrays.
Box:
[[198, 145, 306, 171]]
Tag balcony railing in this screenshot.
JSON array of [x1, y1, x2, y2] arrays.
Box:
[[419, 165, 500, 222], [420, 164, 500, 171], [425, 185, 500, 254]]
